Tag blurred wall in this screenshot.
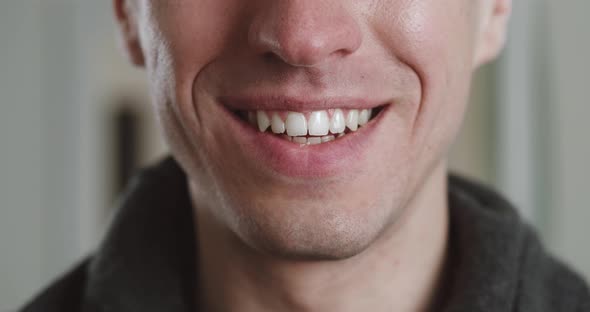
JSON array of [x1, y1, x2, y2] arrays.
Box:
[[1, 2, 84, 310], [494, 0, 590, 279], [0, 2, 44, 309], [544, 0, 590, 279]]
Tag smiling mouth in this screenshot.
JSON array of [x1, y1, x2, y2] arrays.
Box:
[[233, 106, 386, 145]]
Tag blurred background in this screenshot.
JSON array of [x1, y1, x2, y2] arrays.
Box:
[[0, 0, 588, 310]]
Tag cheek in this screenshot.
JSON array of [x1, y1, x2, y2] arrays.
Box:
[[373, 0, 476, 150], [142, 1, 242, 121], [141, 1, 246, 158]]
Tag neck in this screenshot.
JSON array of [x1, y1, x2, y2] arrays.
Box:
[[191, 163, 449, 312]]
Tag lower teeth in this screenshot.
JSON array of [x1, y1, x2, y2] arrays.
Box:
[[282, 133, 346, 145]]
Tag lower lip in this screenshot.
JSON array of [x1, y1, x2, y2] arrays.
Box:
[[219, 103, 390, 179]]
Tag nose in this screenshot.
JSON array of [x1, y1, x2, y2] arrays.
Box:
[[248, 0, 363, 67]]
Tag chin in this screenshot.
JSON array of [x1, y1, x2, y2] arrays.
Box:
[[242, 220, 377, 261], [225, 193, 397, 261]]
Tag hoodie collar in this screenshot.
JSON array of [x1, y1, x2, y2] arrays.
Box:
[[81, 158, 528, 312], [82, 157, 197, 312]]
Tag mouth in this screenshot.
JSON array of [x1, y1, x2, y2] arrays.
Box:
[[232, 106, 386, 145], [216, 96, 391, 178]]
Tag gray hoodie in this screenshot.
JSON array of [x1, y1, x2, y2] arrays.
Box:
[[21, 157, 590, 312]]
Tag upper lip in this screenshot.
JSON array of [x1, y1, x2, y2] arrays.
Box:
[[218, 94, 389, 112]]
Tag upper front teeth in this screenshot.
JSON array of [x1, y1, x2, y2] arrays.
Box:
[[308, 111, 330, 136], [285, 112, 308, 136], [251, 108, 373, 137]]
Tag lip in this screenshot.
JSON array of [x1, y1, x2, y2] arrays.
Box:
[[217, 96, 391, 179]]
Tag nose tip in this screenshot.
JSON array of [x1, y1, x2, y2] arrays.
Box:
[[248, 1, 362, 67]]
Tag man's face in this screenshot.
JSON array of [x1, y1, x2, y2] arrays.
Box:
[[116, 0, 509, 259]]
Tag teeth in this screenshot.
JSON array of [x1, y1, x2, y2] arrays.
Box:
[[293, 136, 307, 144], [358, 109, 371, 126], [285, 112, 308, 136], [307, 137, 322, 145], [321, 135, 335, 143], [271, 113, 285, 134], [251, 107, 377, 144], [346, 110, 359, 131], [330, 109, 346, 134], [308, 111, 330, 136], [291, 136, 335, 145], [257, 111, 270, 132]]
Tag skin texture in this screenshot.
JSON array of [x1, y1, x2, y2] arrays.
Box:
[[114, 0, 511, 311]]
